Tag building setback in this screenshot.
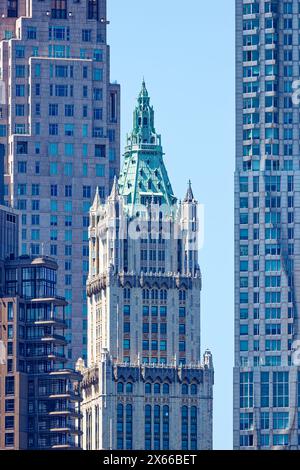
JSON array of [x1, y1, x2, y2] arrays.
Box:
[[235, 0, 300, 450], [80, 83, 214, 450], [0, 0, 120, 364]]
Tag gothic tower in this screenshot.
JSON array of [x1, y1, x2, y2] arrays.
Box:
[[80, 82, 213, 450]]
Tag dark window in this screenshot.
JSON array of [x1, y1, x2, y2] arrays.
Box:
[[7, 0, 18, 17], [51, 185, 58, 197], [83, 186, 91, 198], [5, 377, 15, 396], [27, 27, 37, 40], [7, 343, 13, 356], [51, 0, 67, 19], [88, 0, 99, 20], [5, 399, 14, 412], [5, 416, 14, 429], [179, 324, 186, 335], [16, 141, 28, 154], [95, 144, 105, 158], [65, 185, 72, 197], [82, 29, 92, 42], [5, 433, 14, 447]]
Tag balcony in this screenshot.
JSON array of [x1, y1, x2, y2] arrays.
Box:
[[49, 405, 82, 419], [41, 334, 67, 346], [50, 424, 82, 435], [24, 296, 67, 307], [50, 369, 82, 380], [34, 317, 67, 328], [47, 351, 68, 362], [51, 443, 80, 450], [50, 435, 80, 450], [48, 390, 82, 402]]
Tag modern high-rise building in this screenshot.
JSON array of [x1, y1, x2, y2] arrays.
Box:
[[234, 0, 300, 450], [0, 0, 120, 363], [0, 206, 82, 450], [0, 255, 82, 450], [80, 83, 214, 450]]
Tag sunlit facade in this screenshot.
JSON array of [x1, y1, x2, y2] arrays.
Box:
[[80, 83, 214, 450]]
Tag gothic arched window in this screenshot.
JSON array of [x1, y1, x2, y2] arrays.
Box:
[[179, 289, 187, 302]]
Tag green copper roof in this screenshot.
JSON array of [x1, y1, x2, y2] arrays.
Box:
[[118, 81, 177, 215]]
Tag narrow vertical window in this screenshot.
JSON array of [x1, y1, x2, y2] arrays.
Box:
[[190, 406, 197, 450], [126, 404, 132, 450], [88, 0, 98, 20], [145, 405, 151, 450], [7, 0, 18, 17], [117, 403, 124, 450], [181, 406, 188, 450], [162, 406, 169, 449]]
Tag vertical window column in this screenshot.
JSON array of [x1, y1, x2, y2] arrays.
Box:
[[181, 406, 188, 450], [145, 405, 152, 450]]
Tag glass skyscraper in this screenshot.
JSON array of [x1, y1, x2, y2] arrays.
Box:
[[234, 0, 300, 449]]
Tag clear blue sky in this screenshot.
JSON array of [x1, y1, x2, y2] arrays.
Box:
[[108, 0, 235, 450]]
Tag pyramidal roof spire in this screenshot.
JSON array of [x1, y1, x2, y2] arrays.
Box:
[[184, 180, 194, 202], [126, 79, 157, 145], [139, 78, 149, 100], [118, 81, 177, 216]]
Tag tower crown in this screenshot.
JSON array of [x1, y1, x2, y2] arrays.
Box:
[[127, 79, 160, 147], [118, 82, 177, 215]]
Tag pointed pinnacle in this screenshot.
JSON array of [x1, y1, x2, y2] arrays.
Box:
[[184, 180, 194, 202], [91, 186, 101, 210]]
